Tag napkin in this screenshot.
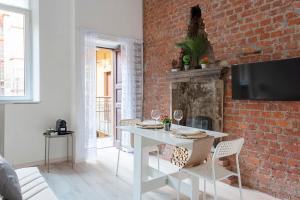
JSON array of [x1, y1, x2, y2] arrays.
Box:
[[171, 127, 207, 139], [173, 127, 203, 135], [136, 120, 164, 129], [136, 120, 158, 126]]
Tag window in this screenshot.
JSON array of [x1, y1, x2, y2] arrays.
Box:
[[0, 0, 29, 9], [0, 2, 33, 102]]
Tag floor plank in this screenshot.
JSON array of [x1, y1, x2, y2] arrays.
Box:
[[40, 147, 279, 200]]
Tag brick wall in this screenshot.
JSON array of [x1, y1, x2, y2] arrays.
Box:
[[143, 0, 300, 199]]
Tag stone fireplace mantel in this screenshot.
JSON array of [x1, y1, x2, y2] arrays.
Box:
[[167, 66, 228, 83]]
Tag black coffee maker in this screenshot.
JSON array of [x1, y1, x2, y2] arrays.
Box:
[[56, 119, 67, 135]]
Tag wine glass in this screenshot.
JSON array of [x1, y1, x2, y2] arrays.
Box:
[[151, 109, 161, 126], [173, 110, 183, 126]]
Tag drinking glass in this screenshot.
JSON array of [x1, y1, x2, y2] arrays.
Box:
[[173, 110, 183, 126], [151, 109, 161, 126]]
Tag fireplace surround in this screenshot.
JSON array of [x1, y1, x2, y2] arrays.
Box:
[[166, 66, 228, 167], [168, 67, 228, 132]]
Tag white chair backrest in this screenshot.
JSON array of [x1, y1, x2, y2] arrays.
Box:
[[120, 119, 141, 126], [119, 119, 141, 148], [213, 138, 244, 159]]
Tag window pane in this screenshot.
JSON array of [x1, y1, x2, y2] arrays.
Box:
[[0, 9, 25, 96], [0, 0, 29, 9]]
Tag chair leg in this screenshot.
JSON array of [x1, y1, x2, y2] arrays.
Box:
[[157, 150, 160, 172], [203, 180, 206, 200], [155, 146, 160, 172], [116, 147, 121, 176], [237, 174, 243, 200], [213, 180, 217, 200], [236, 155, 243, 200]]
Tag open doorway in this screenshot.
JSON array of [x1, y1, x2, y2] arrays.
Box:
[[76, 33, 142, 162], [93, 38, 142, 153], [96, 48, 114, 149], [75, 32, 143, 162]]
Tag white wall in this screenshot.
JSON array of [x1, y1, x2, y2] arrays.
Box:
[[4, 0, 73, 165], [75, 0, 143, 40], [3, 0, 143, 165], [71, 0, 143, 162]]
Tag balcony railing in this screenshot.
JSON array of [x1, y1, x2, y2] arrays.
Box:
[[96, 97, 112, 136]]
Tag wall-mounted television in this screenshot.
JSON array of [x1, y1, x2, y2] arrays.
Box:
[[231, 58, 300, 101]]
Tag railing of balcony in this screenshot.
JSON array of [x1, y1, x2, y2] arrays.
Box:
[[96, 96, 112, 136]]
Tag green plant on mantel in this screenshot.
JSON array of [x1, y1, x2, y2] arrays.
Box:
[[182, 55, 190, 65], [176, 35, 208, 68]]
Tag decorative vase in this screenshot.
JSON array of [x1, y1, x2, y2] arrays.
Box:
[[201, 64, 207, 69], [171, 68, 180, 72], [164, 123, 171, 131], [184, 65, 190, 71]]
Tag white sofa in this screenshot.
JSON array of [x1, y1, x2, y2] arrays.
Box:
[[15, 167, 57, 200]]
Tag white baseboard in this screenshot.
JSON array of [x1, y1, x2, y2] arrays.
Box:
[[13, 156, 69, 169]]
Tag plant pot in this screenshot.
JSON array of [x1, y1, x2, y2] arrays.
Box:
[[201, 64, 207, 69], [164, 123, 171, 131], [171, 68, 180, 72], [184, 65, 190, 71]]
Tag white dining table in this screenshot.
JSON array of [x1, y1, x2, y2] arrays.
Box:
[[117, 124, 228, 200]]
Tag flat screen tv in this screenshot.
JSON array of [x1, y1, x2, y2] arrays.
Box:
[[232, 58, 300, 100]]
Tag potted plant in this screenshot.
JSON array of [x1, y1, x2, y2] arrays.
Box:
[[182, 55, 190, 70], [160, 114, 172, 131], [200, 56, 209, 69], [176, 35, 208, 69]]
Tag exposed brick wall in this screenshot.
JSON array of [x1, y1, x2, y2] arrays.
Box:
[[143, 0, 300, 199]]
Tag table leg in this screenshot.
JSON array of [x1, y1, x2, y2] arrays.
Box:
[[133, 134, 142, 200], [71, 135, 74, 169], [44, 137, 47, 165], [67, 135, 69, 162], [47, 137, 50, 173], [133, 135, 153, 200], [191, 176, 199, 200]]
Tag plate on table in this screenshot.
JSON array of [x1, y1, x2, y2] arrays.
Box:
[[171, 127, 207, 139], [136, 120, 164, 129]]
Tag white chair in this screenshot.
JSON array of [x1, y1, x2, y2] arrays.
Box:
[[177, 138, 244, 200], [116, 119, 160, 176]]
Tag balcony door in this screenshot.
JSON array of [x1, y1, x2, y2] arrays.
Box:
[[96, 44, 122, 149], [96, 40, 142, 149], [96, 48, 114, 148]]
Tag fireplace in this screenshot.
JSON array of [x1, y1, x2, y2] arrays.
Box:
[[186, 116, 213, 130], [168, 67, 228, 132], [166, 67, 228, 167]]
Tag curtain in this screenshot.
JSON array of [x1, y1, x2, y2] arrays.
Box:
[[76, 31, 97, 161], [120, 39, 143, 149]]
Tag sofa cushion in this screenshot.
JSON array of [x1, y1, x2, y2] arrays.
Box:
[[15, 167, 57, 200], [15, 167, 40, 180], [23, 186, 57, 200], [0, 156, 22, 200]]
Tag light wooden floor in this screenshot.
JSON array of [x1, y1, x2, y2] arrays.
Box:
[[40, 148, 279, 200]]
